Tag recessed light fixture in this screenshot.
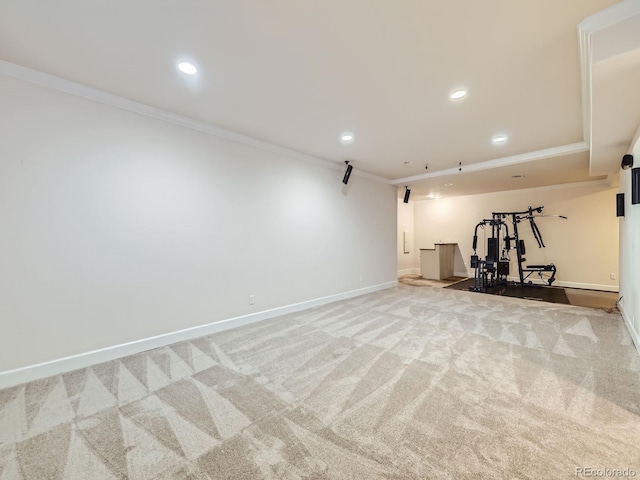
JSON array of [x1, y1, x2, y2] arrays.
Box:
[[404, 161, 413, 165], [340, 132, 354, 144], [492, 134, 508, 144], [178, 61, 198, 75], [450, 89, 467, 100], [512, 174, 525, 179], [444, 183, 453, 187]]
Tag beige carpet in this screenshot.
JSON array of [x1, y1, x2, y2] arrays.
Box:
[[0, 286, 639, 479]]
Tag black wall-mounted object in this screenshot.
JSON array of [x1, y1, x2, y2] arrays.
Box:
[[342, 162, 353, 184], [622, 154, 634, 170], [403, 187, 411, 203], [617, 193, 625, 217], [633, 168, 640, 205]]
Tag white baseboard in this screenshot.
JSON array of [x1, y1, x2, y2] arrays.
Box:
[[0, 281, 397, 389], [397, 268, 468, 278], [505, 275, 618, 292], [397, 268, 419, 276], [551, 280, 618, 292], [619, 302, 640, 358], [450, 271, 617, 292]]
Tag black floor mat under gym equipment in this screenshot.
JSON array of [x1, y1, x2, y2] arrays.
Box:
[[445, 278, 570, 305]]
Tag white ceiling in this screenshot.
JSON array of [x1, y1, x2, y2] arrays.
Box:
[[0, 0, 638, 199]]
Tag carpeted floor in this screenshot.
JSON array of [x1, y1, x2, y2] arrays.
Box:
[[0, 286, 639, 479]]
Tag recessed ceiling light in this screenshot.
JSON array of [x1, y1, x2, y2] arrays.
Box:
[[178, 61, 197, 75], [404, 161, 413, 165], [512, 174, 526, 179], [340, 132, 354, 144], [492, 134, 508, 144], [444, 183, 453, 187], [450, 89, 467, 100]]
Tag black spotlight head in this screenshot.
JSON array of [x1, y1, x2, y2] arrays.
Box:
[[403, 187, 411, 203], [342, 162, 353, 184], [622, 154, 634, 170]]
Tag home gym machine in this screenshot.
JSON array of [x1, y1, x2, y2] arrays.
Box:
[[470, 206, 566, 292], [470, 217, 511, 291]]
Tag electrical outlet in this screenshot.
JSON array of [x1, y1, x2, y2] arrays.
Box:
[[249, 295, 255, 305], [610, 273, 616, 280]]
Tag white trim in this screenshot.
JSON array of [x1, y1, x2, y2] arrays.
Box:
[[459, 272, 618, 292], [506, 275, 618, 292], [397, 268, 420, 277], [578, 0, 640, 35], [0, 281, 397, 389], [391, 142, 589, 185], [577, 0, 640, 173], [550, 280, 618, 292], [0, 60, 391, 186], [619, 301, 640, 357], [452, 272, 618, 292], [577, 26, 592, 147], [453, 271, 470, 278], [607, 169, 620, 188]]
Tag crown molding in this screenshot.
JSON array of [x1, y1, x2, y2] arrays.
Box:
[[0, 60, 391, 185], [391, 142, 589, 185]]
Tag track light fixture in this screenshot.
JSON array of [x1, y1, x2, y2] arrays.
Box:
[[342, 161, 353, 184], [403, 186, 411, 203]]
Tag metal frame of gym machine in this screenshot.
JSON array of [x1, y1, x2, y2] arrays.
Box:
[[470, 206, 565, 292]]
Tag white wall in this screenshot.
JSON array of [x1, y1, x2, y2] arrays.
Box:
[[397, 199, 417, 275], [619, 138, 640, 352], [413, 183, 619, 290], [0, 74, 397, 375]]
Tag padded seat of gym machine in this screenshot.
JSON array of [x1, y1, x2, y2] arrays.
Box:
[[525, 264, 555, 270]]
